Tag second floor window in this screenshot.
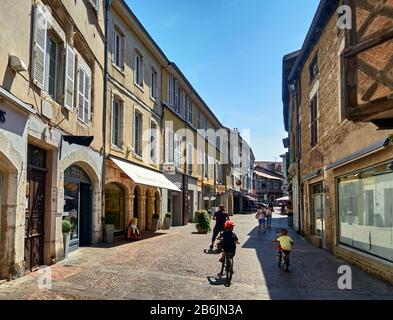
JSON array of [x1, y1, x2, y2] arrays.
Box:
[[150, 67, 158, 100], [77, 57, 92, 124], [112, 98, 122, 148], [113, 29, 124, 69], [134, 111, 143, 156], [311, 95, 318, 147], [309, 55, 318, 83], [134, 51, 143, 87], [187, 98, 193, 125], [168, 74, 175, 107], [46, 35, 58, 99], [187, 143, 193, 176], [150, 121, 158, 163], [165, 128, 174, 163], [197, 110, 202, 129]]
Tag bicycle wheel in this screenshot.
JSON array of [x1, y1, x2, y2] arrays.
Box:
[[277, 253, 282, 268], [284, 255, 290, 272], [226, 258, 233, 286]]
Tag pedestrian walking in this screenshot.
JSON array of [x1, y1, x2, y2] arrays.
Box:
[[209, 204, 230, 250], [256, 205, 266, 233], [266, 203, 274, 229]]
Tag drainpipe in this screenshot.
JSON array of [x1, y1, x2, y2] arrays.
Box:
[[101, 0, 111, 242]]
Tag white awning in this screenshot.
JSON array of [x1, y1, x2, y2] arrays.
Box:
[[254, 171, 282, 180], [110, 157, 181, 192]]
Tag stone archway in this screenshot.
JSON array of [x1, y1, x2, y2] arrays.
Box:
[[105, 183, 126, 235], [0, 151, 20, 279], [132, 185, 143, 230], [60, 151, 101, 246]]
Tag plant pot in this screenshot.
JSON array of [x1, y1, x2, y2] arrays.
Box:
[[152, 219, 159, 232], [63, 233, 70, 259], [196, 224, 208, 234], [163, 217, 171, 230], [105, 224, 114, 244]]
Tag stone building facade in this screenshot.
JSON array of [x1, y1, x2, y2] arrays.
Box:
[[283, 0, 393, 284]]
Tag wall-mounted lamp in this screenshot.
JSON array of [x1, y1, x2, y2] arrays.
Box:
[[9, 55, 28, 72]]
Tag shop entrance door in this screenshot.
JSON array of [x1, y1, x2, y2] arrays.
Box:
[[312, 183, 326, 248], [25, 145, 47, 271]]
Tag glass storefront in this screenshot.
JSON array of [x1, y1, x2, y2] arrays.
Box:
[[105, 183, 125, 233], [63, 166, 92, 249], [338, 162, 393, 262]]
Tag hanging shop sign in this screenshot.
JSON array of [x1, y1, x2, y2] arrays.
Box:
[[0, 110, 6, 123]]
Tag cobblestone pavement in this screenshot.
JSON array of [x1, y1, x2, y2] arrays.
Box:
[[0, 214, 393, 300]]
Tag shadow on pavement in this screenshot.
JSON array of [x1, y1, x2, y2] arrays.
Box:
[[207, 276, 229, 286], [90, 232, 167, 249]]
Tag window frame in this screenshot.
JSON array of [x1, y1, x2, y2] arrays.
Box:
[[113, 28, 124, 69], [134, 50, 144, 89], [150, 66, 158, 101], [150, 119, 158, 164], [310, 94, 318, 147], [111, 97, 123, 148], [134, 109, 143, 157], [77, 55, 92, 125]]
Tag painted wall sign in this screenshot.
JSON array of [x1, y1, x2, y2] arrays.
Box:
[[0, 110, 6, 123]]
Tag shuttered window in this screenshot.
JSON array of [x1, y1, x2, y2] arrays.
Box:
[[187, 98, 193, 125], [168, 74, 174, 107], [77, 57, 91, 124], [187, 143, 193, 176], [89, 0, 99, 11], [32, 4, 48, 90], [310, 95, 318, 147], [165, 127, 174, 163], [150, 121, 158, 163], [112, 98, 122, 148], [134, 111, 143, 156], [64, 44, 75, 110]]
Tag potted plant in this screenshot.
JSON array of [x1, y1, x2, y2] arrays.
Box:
[[62, 219, 72, 259], [152, 213, 160, 231], [163, 213, 172, 230], [195, 210, 211, 234], [105, 213, 115, 244]]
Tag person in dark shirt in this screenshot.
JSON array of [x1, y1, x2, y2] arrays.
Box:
[[209, 204, 230, 250], [218, 220, 240, 262]]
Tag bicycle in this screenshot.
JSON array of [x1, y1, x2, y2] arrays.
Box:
[[276, 249, 290, 272], [217, 252, 234, 287]]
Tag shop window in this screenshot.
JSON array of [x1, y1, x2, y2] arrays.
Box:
[[338, 162, 393, 262]]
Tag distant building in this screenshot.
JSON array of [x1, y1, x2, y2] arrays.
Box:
[[253, 165, 283, 204], [254, 161, 283, 174]]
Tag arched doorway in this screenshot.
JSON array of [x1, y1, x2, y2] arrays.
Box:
[[63, 165, 92, 250], [105, 183, 125, 236], [154, 191, 160, 216]]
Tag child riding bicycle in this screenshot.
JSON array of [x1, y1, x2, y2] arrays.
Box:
[[218, 220, 240, 263], [273, 228, 293, 258]]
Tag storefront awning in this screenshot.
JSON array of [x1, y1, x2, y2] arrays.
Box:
[[110, 157, 181, 192], [254, 171, 282, 180]]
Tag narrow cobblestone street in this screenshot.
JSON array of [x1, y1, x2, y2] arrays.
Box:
[[0, 214, 392, 300]]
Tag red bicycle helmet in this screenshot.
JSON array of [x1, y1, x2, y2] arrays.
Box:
[[224, 220, 235, 230]]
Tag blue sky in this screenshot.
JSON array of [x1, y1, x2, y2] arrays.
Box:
[[126, 0, 320, 161]]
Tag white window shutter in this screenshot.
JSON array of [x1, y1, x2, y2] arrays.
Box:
[[84, 74, 91, 123], [32, 4, 48, 90], [77, 69, 84, 121], [164, 128, 169, 163], [64, 44, 75, 110], [89, 0, 99, 11]]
